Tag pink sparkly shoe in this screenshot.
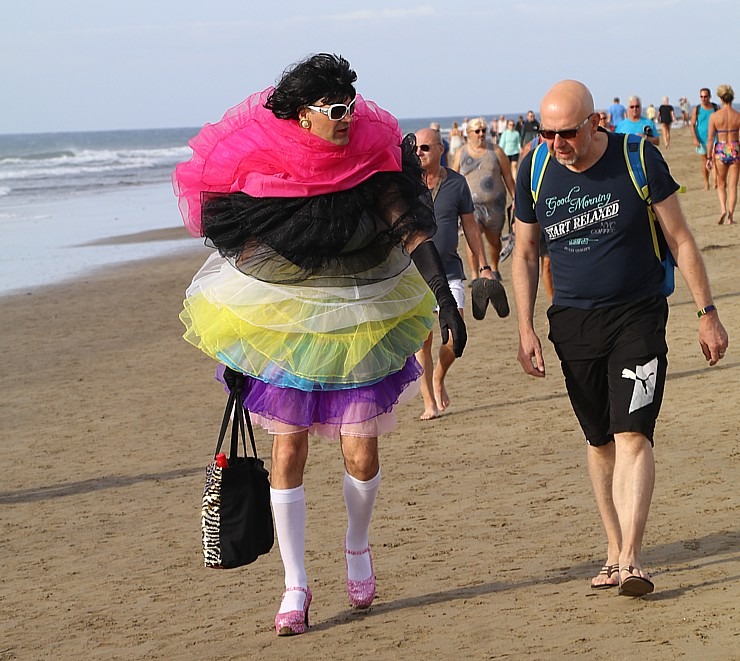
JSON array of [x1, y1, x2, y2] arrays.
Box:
[[345, 544, 376, 608], [274, 586, 312, 636]]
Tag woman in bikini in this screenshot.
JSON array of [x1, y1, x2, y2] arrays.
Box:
[[707, 84, 740, 224]]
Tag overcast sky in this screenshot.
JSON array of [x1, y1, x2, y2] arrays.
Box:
[[4, 0, 738, 134]]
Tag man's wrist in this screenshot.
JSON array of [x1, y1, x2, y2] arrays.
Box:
[[697, 304, 717, 318]]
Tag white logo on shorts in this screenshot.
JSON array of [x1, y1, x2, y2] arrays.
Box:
[[621, 357, 658, 414]]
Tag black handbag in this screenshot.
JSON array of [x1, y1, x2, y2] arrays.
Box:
[[201, 380, 274, 568]]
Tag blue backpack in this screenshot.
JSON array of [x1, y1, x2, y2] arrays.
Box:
[[530, 133, 676, 296]]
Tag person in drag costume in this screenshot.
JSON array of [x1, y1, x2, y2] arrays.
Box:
[[173, 54, 466, 636]]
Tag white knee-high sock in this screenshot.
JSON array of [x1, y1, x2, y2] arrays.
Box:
[[344, 470, 380, 580], [271, 485, 307, 612]]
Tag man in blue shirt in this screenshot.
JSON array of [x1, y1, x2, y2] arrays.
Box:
[[607, 97, 627, 127], [615, 96, 660, 146]]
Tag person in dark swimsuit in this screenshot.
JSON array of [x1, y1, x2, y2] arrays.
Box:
[[658, 97, 676, 149]]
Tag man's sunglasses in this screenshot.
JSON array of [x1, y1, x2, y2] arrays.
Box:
[[417, 143, 440, 152], [538, 114, 592, 140], [306, 99, 356, 121], [472, 128, 487, 134], [629, 105, 641, 108]]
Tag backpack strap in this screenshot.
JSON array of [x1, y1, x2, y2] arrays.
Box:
[[623, 133, 662, 261], [530, 141, 551, 203]]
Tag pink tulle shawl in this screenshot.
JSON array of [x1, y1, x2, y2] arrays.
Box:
[[173, 88, 403, 236]]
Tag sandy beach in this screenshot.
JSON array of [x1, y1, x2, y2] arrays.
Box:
[[1, 127, 738, 660]]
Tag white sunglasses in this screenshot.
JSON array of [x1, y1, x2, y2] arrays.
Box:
[[306, 99, 356, 121]]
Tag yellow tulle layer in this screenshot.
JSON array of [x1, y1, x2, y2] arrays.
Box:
[[180, 255, 435, 388]]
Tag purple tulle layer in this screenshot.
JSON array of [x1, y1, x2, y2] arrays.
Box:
[[216, 358, 421, 440]]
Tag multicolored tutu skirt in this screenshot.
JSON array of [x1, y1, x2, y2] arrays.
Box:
[[181, 251, 435, 439]]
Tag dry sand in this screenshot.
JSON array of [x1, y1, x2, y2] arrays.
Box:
[[1, 127, 738, 660]]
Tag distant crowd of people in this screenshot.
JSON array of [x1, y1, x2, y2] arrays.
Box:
[[433, 85, 739, 235]]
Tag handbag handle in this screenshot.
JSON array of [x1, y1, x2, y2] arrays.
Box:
[[214, 386, 259, 463]]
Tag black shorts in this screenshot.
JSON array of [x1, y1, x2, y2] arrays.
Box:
[[547, 296, 669, 446]]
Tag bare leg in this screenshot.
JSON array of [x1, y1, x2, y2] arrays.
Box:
[[699, 154, 710, 190], [612, 432, 655, 580], [587, 442, 621, 586], [726, 162, 739, 223], [340, 434, 379, 482], [433, 310, 462, 411], [482, 226, 502, 272], [415, 332, 438, 420], [715, 160, 729, 223], [271, 428, 309, 489]]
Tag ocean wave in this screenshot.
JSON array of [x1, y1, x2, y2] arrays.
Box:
[[0, 150, 78, 162], [0, 145, 190, 180]]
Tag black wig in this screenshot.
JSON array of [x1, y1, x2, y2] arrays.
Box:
[[265, 53, 357, 120]]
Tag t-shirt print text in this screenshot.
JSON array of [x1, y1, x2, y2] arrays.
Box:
[[543, 198, 620, 243]]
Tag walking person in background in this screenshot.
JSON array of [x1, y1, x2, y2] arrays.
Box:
[[515, 115, 525, 136], [449, 121, 464, 160], [498, 119, 522, 178], [658, 97, 676, 149], [608, 96, 627, 127], [520, 110, 541, 147], [646, 104, 657, 124], [679, 97, 690, 127], [452, 117, 516, 283], [692, 88, 719, 190], [497, 114, 508, 142], [429, 122, 449, 167], [615, 96, 660, 146], [414, 127, 497, 420], [512, 79, 728, 597], [706, 84, 740, 225], [174, 53, 466, 636]]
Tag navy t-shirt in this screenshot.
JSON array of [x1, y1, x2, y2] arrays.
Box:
[[431, 168, 474, 281], [516, 131, 679, 308]]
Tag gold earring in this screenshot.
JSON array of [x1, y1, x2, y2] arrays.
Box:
[[300, 118, 311, 130]]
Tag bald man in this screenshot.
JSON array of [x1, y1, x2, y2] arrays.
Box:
[[413, 127, 498, 420], [512, 80, 728, 597]]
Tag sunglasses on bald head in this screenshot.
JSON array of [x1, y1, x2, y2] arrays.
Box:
[[306, 98, 356, 121], [538, 114, 592, 140], [417, 143, 440, 152]]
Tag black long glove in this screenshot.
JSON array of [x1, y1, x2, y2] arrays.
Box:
[[411, 241, 467, 357]]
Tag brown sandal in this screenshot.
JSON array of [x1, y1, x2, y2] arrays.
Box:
[[618, 565, 655, 597], [590, 563, 619, 590]]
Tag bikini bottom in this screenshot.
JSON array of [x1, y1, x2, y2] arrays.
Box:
[[714, 140, 740, 165]]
